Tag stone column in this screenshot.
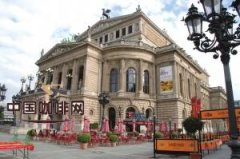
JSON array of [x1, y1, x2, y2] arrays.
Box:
[[149, 64, 158, 96], [81, 57, 87, 91], [71, 59, 78, 92], [44, 72, 48, 85], [61, 63, 68, 89], [151, 64, 156, 97], [118, 59, 125, 96], [102, 61, 108, 91], [138, 60, 143, 95], [52, 66, 58, 88]]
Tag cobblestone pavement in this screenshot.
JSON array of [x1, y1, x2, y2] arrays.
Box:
[[0, 132, 231, 159]]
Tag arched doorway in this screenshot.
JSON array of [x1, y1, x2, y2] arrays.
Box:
[[145, 108, 152, 119], [125, 107, 136, 132], [108, 107, 116, 130]]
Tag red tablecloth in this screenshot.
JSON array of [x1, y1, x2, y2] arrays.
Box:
[[0, 141, 34, 151]]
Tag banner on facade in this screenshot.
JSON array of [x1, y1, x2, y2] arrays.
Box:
[[155, 139, 198, 153], [159, 66, 173, 93], [201, 108, 240, 119]]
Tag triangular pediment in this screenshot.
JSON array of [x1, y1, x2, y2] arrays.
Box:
[[36, 43, 79, 64], [76, 12, 141, 41]]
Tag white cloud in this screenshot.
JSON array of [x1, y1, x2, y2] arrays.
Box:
[[0, 0, 240, 104]]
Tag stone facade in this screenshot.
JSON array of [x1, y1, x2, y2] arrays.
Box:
[[16, 9, 226, 132]]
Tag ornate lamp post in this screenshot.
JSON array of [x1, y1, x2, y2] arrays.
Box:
[[0, 83, 7, 101], [20, 77, 26, 92], [27, 74, 34, 90], [12, 94, 20, 126], [98, 92, 110, 129], [0, 84, 7, 124], [184, 1, 240, 157]]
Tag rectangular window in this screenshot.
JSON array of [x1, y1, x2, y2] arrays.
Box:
[[122, 28, 126, 36], [99, 37, 103, 44], [57, 72, 62, 88], [128, 25, 133, 34], [67, 69, 72, 90], [116, 30, 120, 39], [104, 34, 108, 43]]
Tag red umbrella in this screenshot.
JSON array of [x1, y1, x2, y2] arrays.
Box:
[[83, 117, 90, 133], [101, 118, 110, 133], [132, 119, 136, 132], [117, 118, 124, 134], [164, 122, 168, 132], [63, 115, 70, 132], [46, 115, 51, 130], [159, 122, 164, 132], [70, 118, 75, 132], [173, 122, 177, 131]]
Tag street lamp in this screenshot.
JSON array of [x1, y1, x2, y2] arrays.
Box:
[[20, 77, 26, 92], [184, 1, 240, 157], [27, 74, 34, 90], [12, 94, 20, 126], [98, 92, 110, 129], [0, 84, 7, 101]]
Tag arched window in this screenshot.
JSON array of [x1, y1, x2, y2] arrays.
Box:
[[78, 66, 84, 89], [126, 68, 136, 92], [143, 70, 149, 94], [126, 107, 135, 119], [146, 108, 152, 119], [57, 72, 62, 88], [110, 68, 118, 92], [108, 107, 116, 130]]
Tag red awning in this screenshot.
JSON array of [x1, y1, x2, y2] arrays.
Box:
[[22, 120, 69, 123]]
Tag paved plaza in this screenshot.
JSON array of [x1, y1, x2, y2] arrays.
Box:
[[0, 131, 232, 159]]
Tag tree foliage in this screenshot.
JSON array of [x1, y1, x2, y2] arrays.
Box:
[[0, 106, 4, 120], [182, 116, 204, 134]]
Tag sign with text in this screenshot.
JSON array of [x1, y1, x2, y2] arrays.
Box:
[[7, 100, 84, 115], [201, 108, 240, 119], [155, 139, 198, 153]]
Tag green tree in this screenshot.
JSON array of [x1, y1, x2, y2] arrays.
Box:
[[0, 106, 4, 120]]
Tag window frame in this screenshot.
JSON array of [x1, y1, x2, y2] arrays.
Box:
[[110, 68, 118, 92], [126, 67, 136, 92]]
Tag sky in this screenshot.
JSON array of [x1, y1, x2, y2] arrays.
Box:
[[0, 0, 240, 104]]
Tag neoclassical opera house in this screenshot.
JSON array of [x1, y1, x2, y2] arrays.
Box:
[[15, 7, 226, 132]]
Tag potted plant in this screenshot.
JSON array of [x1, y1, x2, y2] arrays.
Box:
[[26, 129, 37, 140], [154, 132, 163, 139], [77, 133, 91, 149], [90, 122, 99, 131], [109, 134, 118, 147], [182, 116, 204, 159], [171, 131, 178, 139]]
